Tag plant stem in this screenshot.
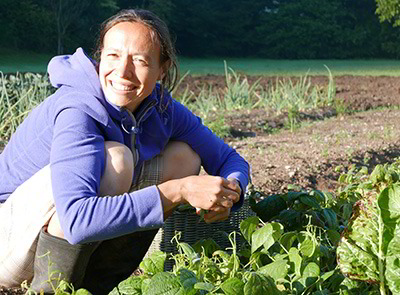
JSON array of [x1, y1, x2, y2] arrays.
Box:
[[378, 210, 387, 295]]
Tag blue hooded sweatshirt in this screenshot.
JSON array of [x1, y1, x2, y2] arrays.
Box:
[[0, 48, 250, 244]]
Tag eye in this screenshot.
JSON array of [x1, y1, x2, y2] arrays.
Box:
[[133, 57, 147, 66]]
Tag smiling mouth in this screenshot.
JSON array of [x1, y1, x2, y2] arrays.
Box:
[[111, 81, 136, 92]]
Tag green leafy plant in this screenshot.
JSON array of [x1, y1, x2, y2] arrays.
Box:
[[337, 161, 400, 295]]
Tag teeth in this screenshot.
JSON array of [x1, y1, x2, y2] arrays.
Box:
[[111, 82, 135, 91]]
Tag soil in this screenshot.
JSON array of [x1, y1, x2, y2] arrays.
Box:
[[2, 74, 400, 294], [179, 74, 400, 195]]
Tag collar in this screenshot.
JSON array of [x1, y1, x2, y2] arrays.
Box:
[[119, 89, 158, 134]]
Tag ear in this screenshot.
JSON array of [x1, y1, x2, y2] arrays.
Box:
[[158, 60, 171, 81]]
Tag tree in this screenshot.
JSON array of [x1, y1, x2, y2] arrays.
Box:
[[376, 0, 400, 26], [48, 0, 90, 54], [47, 0, 118, 54]]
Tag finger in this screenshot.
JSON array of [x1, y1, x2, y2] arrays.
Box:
[[219, 197, 234, 208], [219, 186, 240, 204], [209, 204, 229, 212], [221, 177, 240, 192], [207, 197, 233, 210], [227, 178, 242, 195], [204, 209, 230, 223]]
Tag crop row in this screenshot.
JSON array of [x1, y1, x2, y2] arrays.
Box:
[[19, 161, 400, 295], [0, 65, 338, 145]]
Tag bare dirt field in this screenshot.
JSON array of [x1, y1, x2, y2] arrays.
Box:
[[2, 74, 400, 294], [180, 74, 400, 195]]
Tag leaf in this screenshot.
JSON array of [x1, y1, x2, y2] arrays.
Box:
[[283, 191, 308, 203], [179, 243, 198, 260], [299, 233, 316, 258], [298, 262, 320, 288], [139, 251, 166, 275], [320, 269, 335, 282], [321, 271, 345, 293], [326, 229, 341, 246], [278, 209, 301, 226], [288, 247, 302, 278], [322, 208, 338, 229], [194, 282, 214, 292], [279, 232, 298, 252], [143, 272, 181, 295], [141, 278, 151, 294], [370, 164, 385, 184], [116, 276, 143, 295], [178, 269, 197, 295], [193, 238, 220, 257], [220, 277, 245, 295], [213, 250, 231, 262], [257, 259, 288, 282], [250, 194, 287, 222], [385, 226, 400, 294], [309, 190, 326, 204], [251, 222, 283, 253], [108, 287, 120, 295], [249, 251, 264, 270], [337, 198, 381, 282], [379, 184, 400, 294], [299, 195, 322, 210], [337, 238, 380, 281], [240, 216, 259, 243], [378, 184, 400, 229], [243, 273, 282, 295], [75, 289, 93, 295], [341, 203, 353, 221]]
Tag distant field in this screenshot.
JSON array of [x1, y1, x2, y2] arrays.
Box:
[[2, 49, 400, 76], [0, 49, 54, 74], [179, 57, 400, 76]]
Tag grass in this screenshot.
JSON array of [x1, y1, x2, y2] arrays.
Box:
[[3, 48, 400, 76], [0, 48, 53, 73], [178, 57, 400, 76]]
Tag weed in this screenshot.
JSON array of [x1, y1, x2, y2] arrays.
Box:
[[203, 115, 231, 138]]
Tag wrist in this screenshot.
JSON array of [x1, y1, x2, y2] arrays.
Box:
[[157, 179, 184, 211]]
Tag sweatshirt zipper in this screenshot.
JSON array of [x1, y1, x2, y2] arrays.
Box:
[[121, 100, 157, 167]]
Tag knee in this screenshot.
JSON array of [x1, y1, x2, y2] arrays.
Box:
[[163, 141, 201, 181], [99, 141, 133, 196]]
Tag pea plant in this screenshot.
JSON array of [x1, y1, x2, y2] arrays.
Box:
[[107, 185, 352, 295], [25, 163, 400, 295]]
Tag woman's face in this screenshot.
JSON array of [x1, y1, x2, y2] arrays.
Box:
[[99, 21, 165, 112]]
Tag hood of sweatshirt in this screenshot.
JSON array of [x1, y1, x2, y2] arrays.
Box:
[[46, 48, 161, 134]]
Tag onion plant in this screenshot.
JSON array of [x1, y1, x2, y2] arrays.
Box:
[[0, 72, 53, 146]]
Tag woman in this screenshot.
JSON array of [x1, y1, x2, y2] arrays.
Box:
[[0, 9, 250, 294]]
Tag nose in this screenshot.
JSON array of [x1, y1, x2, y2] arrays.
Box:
[[115, 57, 133, 79]]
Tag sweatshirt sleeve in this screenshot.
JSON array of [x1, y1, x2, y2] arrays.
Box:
[[50, 107, 164, 244], [170, 100, 250, 209]]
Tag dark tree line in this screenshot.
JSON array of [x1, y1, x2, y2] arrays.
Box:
[[1, 0, 400, 59]]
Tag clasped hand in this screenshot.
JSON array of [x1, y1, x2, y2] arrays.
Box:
[[181, 175, 241, 223]]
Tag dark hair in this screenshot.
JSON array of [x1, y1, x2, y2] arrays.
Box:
[[94, 9, 178, 93]]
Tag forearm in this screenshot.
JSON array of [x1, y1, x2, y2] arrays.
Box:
[[157, 178, 183, 220]]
